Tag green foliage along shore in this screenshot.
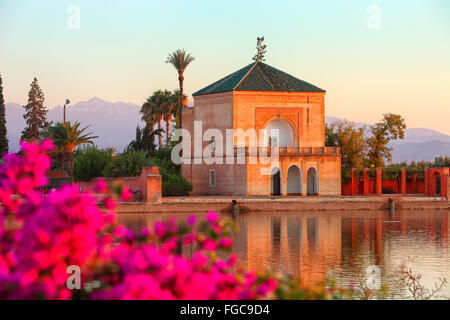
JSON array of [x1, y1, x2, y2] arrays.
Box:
[[72, 146, 192, 197], [326, 113, 407, 182]]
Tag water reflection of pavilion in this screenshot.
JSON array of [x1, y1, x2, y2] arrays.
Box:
[[116, 210, 449, 293], [232, 211, 449, 287], [233, 213, 342, 287]]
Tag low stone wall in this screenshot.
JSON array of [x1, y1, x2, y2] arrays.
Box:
[[342, 178, 426, 196], [343, 167, 450, 199], [76, 166, 162, 202], [116, 196, 450, 213]]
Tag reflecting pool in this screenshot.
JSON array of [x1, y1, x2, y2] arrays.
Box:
[[118, 210, 450, 299]]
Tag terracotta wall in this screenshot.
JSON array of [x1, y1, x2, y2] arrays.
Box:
[[77, 177, 140, 193], [183, 92, 234, 155], [182, 90, 341, 196], [76, 167, 162, 202], [186, 91, 326, 151], [183, 155, 248, 196], [246, 154, 341, 196], [184, 152, 341, 197], [425, 168, 449, 198], [343, 179, 429, 196], [341, 181, 352, 195], [233, 91, 325, 148]]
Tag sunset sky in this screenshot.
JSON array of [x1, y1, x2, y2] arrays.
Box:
[[0, 0, 449, 133]]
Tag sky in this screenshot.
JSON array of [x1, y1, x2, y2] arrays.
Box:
[[0, 0, 449, 133]]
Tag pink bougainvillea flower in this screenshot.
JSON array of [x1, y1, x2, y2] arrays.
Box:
[[187, 215, 196, 226], [206, 211, 219, 225], [201, 239, 218, 251], [153, 221, 167, 239], [120, 187, 132, 202], [219, 237, 233, 249], [0, 141, 288, 300], [93, 178, 108, 194]]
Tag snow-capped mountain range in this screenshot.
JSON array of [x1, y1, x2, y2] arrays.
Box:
[[6, 98, 146, 152], [5, 98, 450, 162]]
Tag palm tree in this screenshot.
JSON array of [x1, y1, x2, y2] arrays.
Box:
[[45, 121, 98, 176], [167, 89, 187, 147], [165, 49, 195, 130], [162, 104, 172, 148], [141, 91, 162, 148], [127, 125, 162, 154], [158, 90, 174, 148], [141, 90, 174, 149]]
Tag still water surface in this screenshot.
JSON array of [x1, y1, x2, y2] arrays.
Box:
[[118, 210, 450, 299]]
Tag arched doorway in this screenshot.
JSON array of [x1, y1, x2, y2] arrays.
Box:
[[307, 167, 318, 195], [287, 165, 302, 195], [271, 167, 281, 196], [264, 119, 295, 147], [434, 172, 441, 195]]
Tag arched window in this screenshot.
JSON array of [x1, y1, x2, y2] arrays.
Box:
[[264, 119, 294, 147]]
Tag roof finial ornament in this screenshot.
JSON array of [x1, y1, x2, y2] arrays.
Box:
[[252, 36, 266, 62]]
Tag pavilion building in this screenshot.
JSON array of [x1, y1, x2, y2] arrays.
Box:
[[181, 61, 341, 196]]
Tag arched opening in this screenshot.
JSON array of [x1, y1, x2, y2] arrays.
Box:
[[307, 167, 318, 196], [264, 119, 294, 147], [434, 172, 441, 195], [271, 167, 281, 196], [287, 165, 302, 195]]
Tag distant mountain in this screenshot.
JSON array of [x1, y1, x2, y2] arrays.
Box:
[[5, 102, 450, 163], [5, 103, 24, 151], [390, 140, 450, 162], [400, 128, 450, 144], [6, 98, 146, 152], [48, 98, 146, 152]]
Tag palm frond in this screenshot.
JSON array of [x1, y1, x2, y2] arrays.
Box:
[[165, 49, 195, 72], [46, 121, 98, 153]]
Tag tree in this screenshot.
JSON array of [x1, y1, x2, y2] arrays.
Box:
[[141, 90, 167, 149], [158, 89, 173, 148], [0, 74, 8, 158], [325, 120, 368, 182], [45, 121, 98, 176], [127, 125, 162, 154], [72, 145, 113, 182], [366, 113, 406, 168], [21, 78, 50, 142], [140, 89, 185, 149], [430, 156, 450, 168], [165, 49, 195, 131], [166, 89, 187, 148]]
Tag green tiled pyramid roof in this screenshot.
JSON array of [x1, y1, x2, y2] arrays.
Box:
[[192, 62, 325, 96]]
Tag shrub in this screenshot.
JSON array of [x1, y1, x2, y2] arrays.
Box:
[[73, 145, 112, 181], [162, 172, 193, 196], [150, 148, 179, 174], [146, 149, 191, 196], [382, 167, 400, 181], [102, 150, 147, 177]]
